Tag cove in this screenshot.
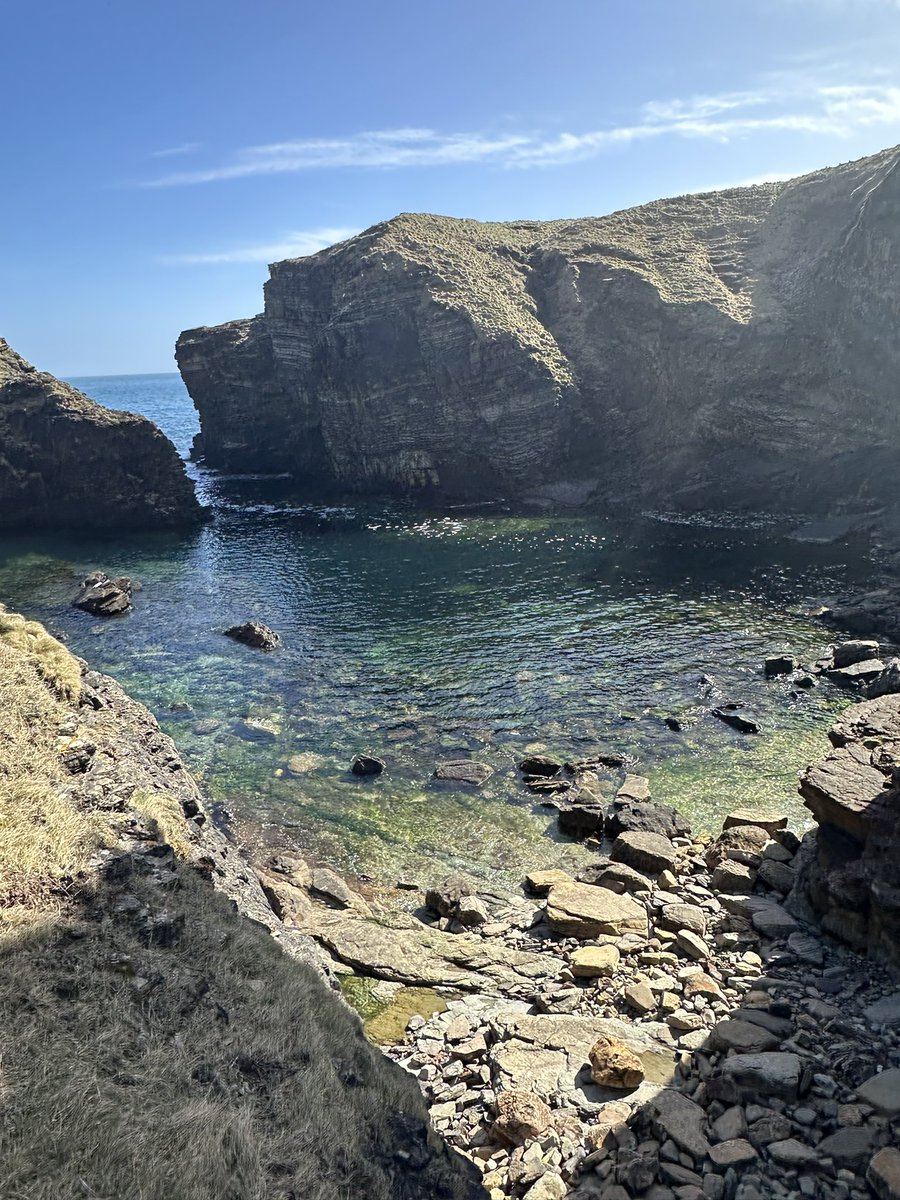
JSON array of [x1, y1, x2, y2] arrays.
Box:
[[0, 375, 872, 888]]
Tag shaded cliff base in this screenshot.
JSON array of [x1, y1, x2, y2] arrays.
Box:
[[0, 612, 483, 1200]]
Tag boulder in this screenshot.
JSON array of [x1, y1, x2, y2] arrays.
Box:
[[610, 830, 677, 876], [711, 1020, 781, 1054], [656, 903, 707, 936], [433, 760, 493, 786], [711, 861, 755, 894], [545, 880, 648, 939], [765, 655, 796, 677], [648, 1089, 711, 1159], [705, 824, 769, 870], [720, 1052, 802, 1101], [723, 809, 788, 835], [73, 571, 134, 617], [588, 1036, 644, 1089], [518, 755, 562, 777], [833, 639, 880, 668], [605, 799, 691, 841], [493, 1090, 554, 1145], [868, 1148, 900, 1200], [557, 803, 604, 839], [524, 868, 572, 896], [569, 945, 620, 978], [588, 862, 652, 895], [615, 774, 651, 803], [855, 1067, 900, 1115], [712, 705, 760, 734], [224, 621, 280, 650], [350, 754, 385, 776], [828, 658, 886, 685]]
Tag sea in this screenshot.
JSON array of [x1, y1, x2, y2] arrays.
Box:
[[0, 373, 873, 886]]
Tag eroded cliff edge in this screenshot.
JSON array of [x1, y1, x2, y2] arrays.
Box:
[[0, 339, 203, 530], [0, 609, 483, 1200], [178, 144, 900, 511]]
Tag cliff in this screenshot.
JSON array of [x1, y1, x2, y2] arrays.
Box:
[[799, 693, 900, 967], [0, 339, 203, 530], [177, 144, 900, 510], [0, 608, 483, 1200]]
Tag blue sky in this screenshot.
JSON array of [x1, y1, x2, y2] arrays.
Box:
[[2, 0, 900, 375]]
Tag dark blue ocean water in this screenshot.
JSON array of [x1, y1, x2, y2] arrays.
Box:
[[0, 373, 869, 885]]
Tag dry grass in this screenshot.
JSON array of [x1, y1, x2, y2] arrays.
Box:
[[0, 638, 101, 909], [0, 621, 472, 1200], [0, 610, 81, 701], [132, 787, 195, 858]]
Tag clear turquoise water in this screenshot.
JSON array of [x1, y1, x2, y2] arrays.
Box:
[[0, 374, 870, 887]]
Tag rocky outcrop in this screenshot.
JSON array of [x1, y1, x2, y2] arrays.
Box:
[[0, 614, 483, 1200], [799, 695, 900, 965], [178, 144, 900, 511], [0, 338, 203, 530]]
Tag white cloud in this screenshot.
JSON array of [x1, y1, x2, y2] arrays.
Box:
[[160, 226, 358, 265], [150, 142, 202, 158], [142, 80, 900, 186]]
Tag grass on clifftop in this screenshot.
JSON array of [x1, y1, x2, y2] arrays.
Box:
[[0, 637, 101, 909], [0, 609, 81, 700]]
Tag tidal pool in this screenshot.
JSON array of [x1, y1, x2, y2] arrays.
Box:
[[0, 374, 874, 888]]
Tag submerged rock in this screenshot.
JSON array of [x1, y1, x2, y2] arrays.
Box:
[[223, 620, 281, 650], [433, 760, 493, 786], [73, 571, 134, 617], [350, 753, 385, 776], [712, 704, 760, 734]]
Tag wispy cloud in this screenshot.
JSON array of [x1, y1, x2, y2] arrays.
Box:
[[142, 80, 900, 186], [150, 141, 202, 159], [160, 226, 357, 265]]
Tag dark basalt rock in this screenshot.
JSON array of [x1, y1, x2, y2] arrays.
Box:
[[518, 755, 562, 777], [73, 571, 135, 617], [713, 705, 761, 735], [606, 800, 692, 841], [223, 621, 281, 651], [0, 338, 203, 530], [178, 146, 900, 515], [350, 754, 385, 777]]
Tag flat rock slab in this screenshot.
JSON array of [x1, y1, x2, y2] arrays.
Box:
[[721, 1052, 802, 1101], [545, 880, 648, 939], [433, 759, 493, 786], [712, 1019, 781, 1054], [868, 1148, 900, 1200], [723, 808, 787, 834], [311, 913, 553, 993], [610, 830, 677, 875], [648, 1089, 711, 1159], [864, 992, 900, 1027], [856, 1067, 900, 1114], [490, 1011, 673, 1112]]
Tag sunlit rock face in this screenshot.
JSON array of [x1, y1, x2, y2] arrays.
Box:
[[0, 339, 203, 530], [177, 145, 900, 511]]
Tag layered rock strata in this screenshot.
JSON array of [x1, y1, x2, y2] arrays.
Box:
[[0, 338, 203, 529], [800, 694, 900, 965], [178, 145, 900, 511]]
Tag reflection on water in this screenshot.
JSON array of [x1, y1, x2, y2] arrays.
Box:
[[0, 374, 873, 886]]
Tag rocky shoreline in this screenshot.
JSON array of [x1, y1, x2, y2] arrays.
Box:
[[4, 603, 899, 1200], [240, 649, 900, 1200]]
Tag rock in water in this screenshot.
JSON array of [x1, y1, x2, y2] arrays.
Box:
[[176, 146, 900, 514], [350, 754, 385, 776], [224, 621, 281, 651], [0, 338, 202, 530], [433, 760, 493, 786], [73, 571, 134, 616]]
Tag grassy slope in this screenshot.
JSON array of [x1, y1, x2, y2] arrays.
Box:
[[0, 616, 481, 1200]]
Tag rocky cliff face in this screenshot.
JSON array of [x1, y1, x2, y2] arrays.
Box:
[[799, 694, 900, 967], [0, 339, 203, 530], [178, 145, 900, 510]]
